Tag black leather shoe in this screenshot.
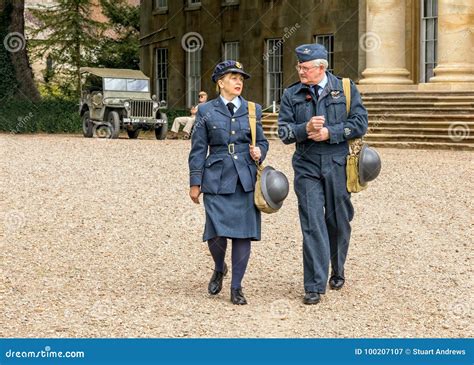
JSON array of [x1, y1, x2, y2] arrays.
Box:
[[208, 263, 228, 295], [231, 288, 247, 305], [303, 292, 321, 305], [329, 276, 345, 290]]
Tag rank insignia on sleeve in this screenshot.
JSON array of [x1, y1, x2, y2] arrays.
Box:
[[344, 127, 351, 136]]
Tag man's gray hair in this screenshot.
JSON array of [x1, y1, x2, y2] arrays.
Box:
[[312, 59, 328, 70]]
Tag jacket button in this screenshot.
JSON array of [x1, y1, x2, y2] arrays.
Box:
[[233, 155, 238, 160], [231, 118, 236, 122], [231, 131, 235, 135]]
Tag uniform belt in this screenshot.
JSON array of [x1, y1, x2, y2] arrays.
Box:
[[296, 141, 348, 155], [209, 144, 249, 155]]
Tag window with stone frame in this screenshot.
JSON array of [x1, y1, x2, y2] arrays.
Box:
[[154, 0, 167, 9], [186, 48, 201, 108], [265, 38, 283, 106], [155, 48, 168, 103], [314, 34, 334, 73], [223, 42, 239, 61], [421, 0, 438, 82]]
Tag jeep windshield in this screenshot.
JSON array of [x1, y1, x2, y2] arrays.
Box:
[[104, 78, 149, 92]]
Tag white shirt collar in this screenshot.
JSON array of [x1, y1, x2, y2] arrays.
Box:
[[220, 95, 241, 111], [317, 74, 328, 92]]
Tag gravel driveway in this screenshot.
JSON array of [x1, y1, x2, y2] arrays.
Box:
[[1, 133, 472, 338]]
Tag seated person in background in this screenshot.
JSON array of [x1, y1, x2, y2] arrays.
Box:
[[169, 91, 208, 139]]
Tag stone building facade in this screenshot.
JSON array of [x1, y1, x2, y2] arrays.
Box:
[[139, 0, 473, 109]]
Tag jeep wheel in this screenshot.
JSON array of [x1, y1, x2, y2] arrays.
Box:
[[106, 111, 121, 139], [82, 111, 93, 138], [127, 128, 140, 139], [155, 112, 168, 140]]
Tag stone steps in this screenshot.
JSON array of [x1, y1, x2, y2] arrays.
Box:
[[361, 141, 474, 150], [366, 103, 474, 114], [369, 121, 474, 128], [364, 133, 473, 143], [260, 91, 474, 149], [368, 127, 468, 135], [368, 113, 474, 120], [362, 91, 474, 98]]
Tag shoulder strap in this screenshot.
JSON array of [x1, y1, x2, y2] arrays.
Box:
[[342, 78, 363, 154], [342, 78, 351, 116], [248, 101, 256, 147]]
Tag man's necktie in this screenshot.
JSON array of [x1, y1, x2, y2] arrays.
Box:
[[313, 85, 320, 100], [227, 102, 235, 116]]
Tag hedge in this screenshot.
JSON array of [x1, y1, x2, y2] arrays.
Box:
[[0, 98, 189, 134]]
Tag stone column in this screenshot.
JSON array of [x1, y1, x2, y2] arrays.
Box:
[[429, 0, 474, 83], [359, 0, 412, 84]]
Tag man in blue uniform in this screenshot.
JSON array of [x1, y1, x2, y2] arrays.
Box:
[[278, 44, 368, 304]]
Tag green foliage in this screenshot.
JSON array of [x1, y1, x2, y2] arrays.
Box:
[[92, 0, 140, 69], [100, 0, 139, 32], [0, 98, 81, 133], [29, 0, 105, 96], [0, 3, 20, 100], [0, 103, 188, 134]]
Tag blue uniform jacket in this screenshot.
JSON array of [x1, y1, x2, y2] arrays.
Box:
[[188, 96, 269, 194], [278, 72, 368, 154]]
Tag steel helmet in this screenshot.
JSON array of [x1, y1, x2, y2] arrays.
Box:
[[260, 166, 290, 210], [358, 144, 381, 185]]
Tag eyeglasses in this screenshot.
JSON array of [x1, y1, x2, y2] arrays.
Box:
[[295, 65, 318, 73]]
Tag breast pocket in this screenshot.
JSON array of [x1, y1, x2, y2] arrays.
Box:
[[325, 97, 347, 125], [294, 101, 311, 124], [208, 124, 229, 144]]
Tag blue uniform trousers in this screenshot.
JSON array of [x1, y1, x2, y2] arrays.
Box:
[[293, 151, 354, 293]]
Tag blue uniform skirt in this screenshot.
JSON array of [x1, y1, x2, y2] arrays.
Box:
[[202, 181, 261, 241]]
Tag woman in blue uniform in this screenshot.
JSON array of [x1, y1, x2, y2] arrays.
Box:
[[188, 61, 269, 305]]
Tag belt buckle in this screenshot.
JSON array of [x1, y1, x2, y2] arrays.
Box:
[[228, 143, 235, 154]]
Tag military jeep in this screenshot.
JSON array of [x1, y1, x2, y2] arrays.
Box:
[[79, 67, 168, 139]]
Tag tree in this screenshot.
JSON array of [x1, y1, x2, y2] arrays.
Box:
[[93, 0, 140, 70], [29, 0, 104, 97], [0, 0, 41, 101]]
